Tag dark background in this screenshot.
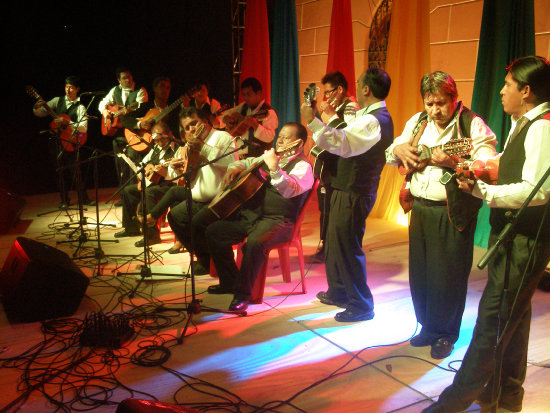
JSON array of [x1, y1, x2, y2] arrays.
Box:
[[1, 1, 240, 196]]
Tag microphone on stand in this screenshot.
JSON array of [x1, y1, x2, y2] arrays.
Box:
[[80, 91, 107, 96]]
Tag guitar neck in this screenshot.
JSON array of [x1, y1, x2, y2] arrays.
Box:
[[153, 97, 183, 123]]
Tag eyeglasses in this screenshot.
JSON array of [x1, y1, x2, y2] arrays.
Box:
[[324, 88, 337, 97]]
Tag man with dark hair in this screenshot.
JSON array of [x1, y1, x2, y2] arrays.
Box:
[[222, 77, 278, 158], [422, 56, 550, 413], [386, 71, 497, 359], [166, 109, 238, 273], [182, 78, 223, 129], [115, 121, 179, 246], [308, 70, 361, 263], [33, 75, 94, 208], [99, 67, 148, 188], [301, 67, 394, 322], [203, 122, 314, 311]]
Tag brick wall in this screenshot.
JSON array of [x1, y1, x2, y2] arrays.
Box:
[[296, 0, 550, 108]]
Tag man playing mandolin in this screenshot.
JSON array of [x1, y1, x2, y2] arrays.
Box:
[[200, 123, 314, 311], [385, 71, 497, 359]]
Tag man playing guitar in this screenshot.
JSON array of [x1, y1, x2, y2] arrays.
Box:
[[32, 75, 94, 209]]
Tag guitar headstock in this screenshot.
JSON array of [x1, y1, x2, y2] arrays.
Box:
[[304, 83, 319, 107], [276, 139, 303, 158], [25, 85, 40, 100]]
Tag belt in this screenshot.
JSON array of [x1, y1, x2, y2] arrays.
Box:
[[414, 197, 447, 207]]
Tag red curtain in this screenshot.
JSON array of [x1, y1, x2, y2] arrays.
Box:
[[326, 0, 356, 97], [240, 0, 271, 103]]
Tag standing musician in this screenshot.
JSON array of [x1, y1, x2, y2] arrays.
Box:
[[222, 77, 278, 158], [423, 56, 550, 413], [121, 76, 180, 153], [182, 78, 223, 129], [98, 67, 148, 188], [32, 75, 94, 209], [166, 109, 239, 274], [309, 71, 361, 264], [202, 122, 314, 311], [114, 121, 179, 247], [386, 71, 497, 359], [301, 68, 393, 323]]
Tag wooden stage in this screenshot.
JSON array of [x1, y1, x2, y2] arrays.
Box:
[[0, 188, 548, 412]]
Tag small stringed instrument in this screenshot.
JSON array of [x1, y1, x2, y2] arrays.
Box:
[[397, 138, 473, 175], [208, 140, 303, 219], [137, 158, 173, 190], [456, 158, 499, 185], [225, 109, 269, 137], [25, 85, 87, 152], [101, 102, 139, 136], [174, 145, 201, 187], [124, 97, 184, 152], [304, 83, 339, 185]]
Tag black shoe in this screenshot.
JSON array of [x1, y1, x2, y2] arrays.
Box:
[[114, 200, 123, 207], [207, 284, 233, 294], [410, 333, 434, 347], [307, 247, 325, 263], [114, 228, 141, 238], [83, 199, 96, 206], [430, 337, 454, 359], [192, 262, 209, 275], [228, 298, 249, 312], [316, 291, 346, 308], [58, 202, 69, 210], [334, 308, 374, 322], [134, 234, 162, 247], [168, 245, 185, 254], [421, 401, 456, 413]]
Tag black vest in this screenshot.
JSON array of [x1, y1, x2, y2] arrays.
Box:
[[490, 113, 550, 239], [55, 97, 80, 122], [113, 86, 140, 106], [241, 102, 273, 157], [331, 106, 394, 195]]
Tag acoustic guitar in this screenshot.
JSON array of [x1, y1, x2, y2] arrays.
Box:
[[25, 85, 87, 152], [208, 140, 303, 219], [101, 102, 139, 136], [224, 109, 269, 137], [455, 158, 499, 185], [124, 97, 183, 152]]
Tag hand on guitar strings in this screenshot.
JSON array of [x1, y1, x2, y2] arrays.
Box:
[[431, 147, 459, 169], [393, 143, 422, 171], [222, 167, 241, 187]]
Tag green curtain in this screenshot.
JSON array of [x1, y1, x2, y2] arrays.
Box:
[[471, 0, 535, 248], [271, 0, 300, 138]]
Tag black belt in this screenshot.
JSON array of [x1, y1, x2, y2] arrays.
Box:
[[414, 197, 447, 207]]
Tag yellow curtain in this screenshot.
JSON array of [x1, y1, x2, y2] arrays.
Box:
[[369, 0, 431, 223]]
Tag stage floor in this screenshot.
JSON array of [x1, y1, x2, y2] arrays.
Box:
[[0, 189, 548, 412]]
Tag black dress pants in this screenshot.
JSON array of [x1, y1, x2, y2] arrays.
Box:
[[324, 189, 376, 313], [120, 183, 170, 235], [437, 232, 550, 411]]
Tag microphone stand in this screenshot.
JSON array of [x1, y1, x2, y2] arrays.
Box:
[[160, 142, 248, 345], [477, 163, 550, 413]]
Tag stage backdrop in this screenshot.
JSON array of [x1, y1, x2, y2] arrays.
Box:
[[471, 0, 536, 248]]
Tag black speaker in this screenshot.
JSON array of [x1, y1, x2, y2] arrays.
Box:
[[0, 237, 89, 323], [0, 189, 26, 234]]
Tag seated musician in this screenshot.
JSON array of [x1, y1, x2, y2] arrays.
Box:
[[98, 67, 148, 188], [114, 121, 180, 247], [166, 109, 239, 273], [202, 122, 314, 311], [32, 75, 94, 209], [182, 78, 223, 129], [140, 107, 211, 254], [222, 77, 278, 158]]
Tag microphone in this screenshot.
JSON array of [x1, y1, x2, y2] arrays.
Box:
[[81, 91, 107, 96], [241, 139, 264, 148]]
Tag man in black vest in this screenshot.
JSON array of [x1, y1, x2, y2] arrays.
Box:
[[386, 72, 496, 359], [114, 121, 179, 246], [301, 68, 394, 322], [222, 77, 278, 158], [98, 67, 148, 187], [202, 122, 314, 312], [422, 56, 550, 413], [308, 71, 361, 264], [182, 78, 223, 129], [32, 75, 94, 209]]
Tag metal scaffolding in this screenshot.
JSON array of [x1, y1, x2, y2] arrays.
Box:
[[231, 0, 246, 106]]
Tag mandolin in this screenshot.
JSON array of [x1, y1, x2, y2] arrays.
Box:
[[26, 85, 87, 152]]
